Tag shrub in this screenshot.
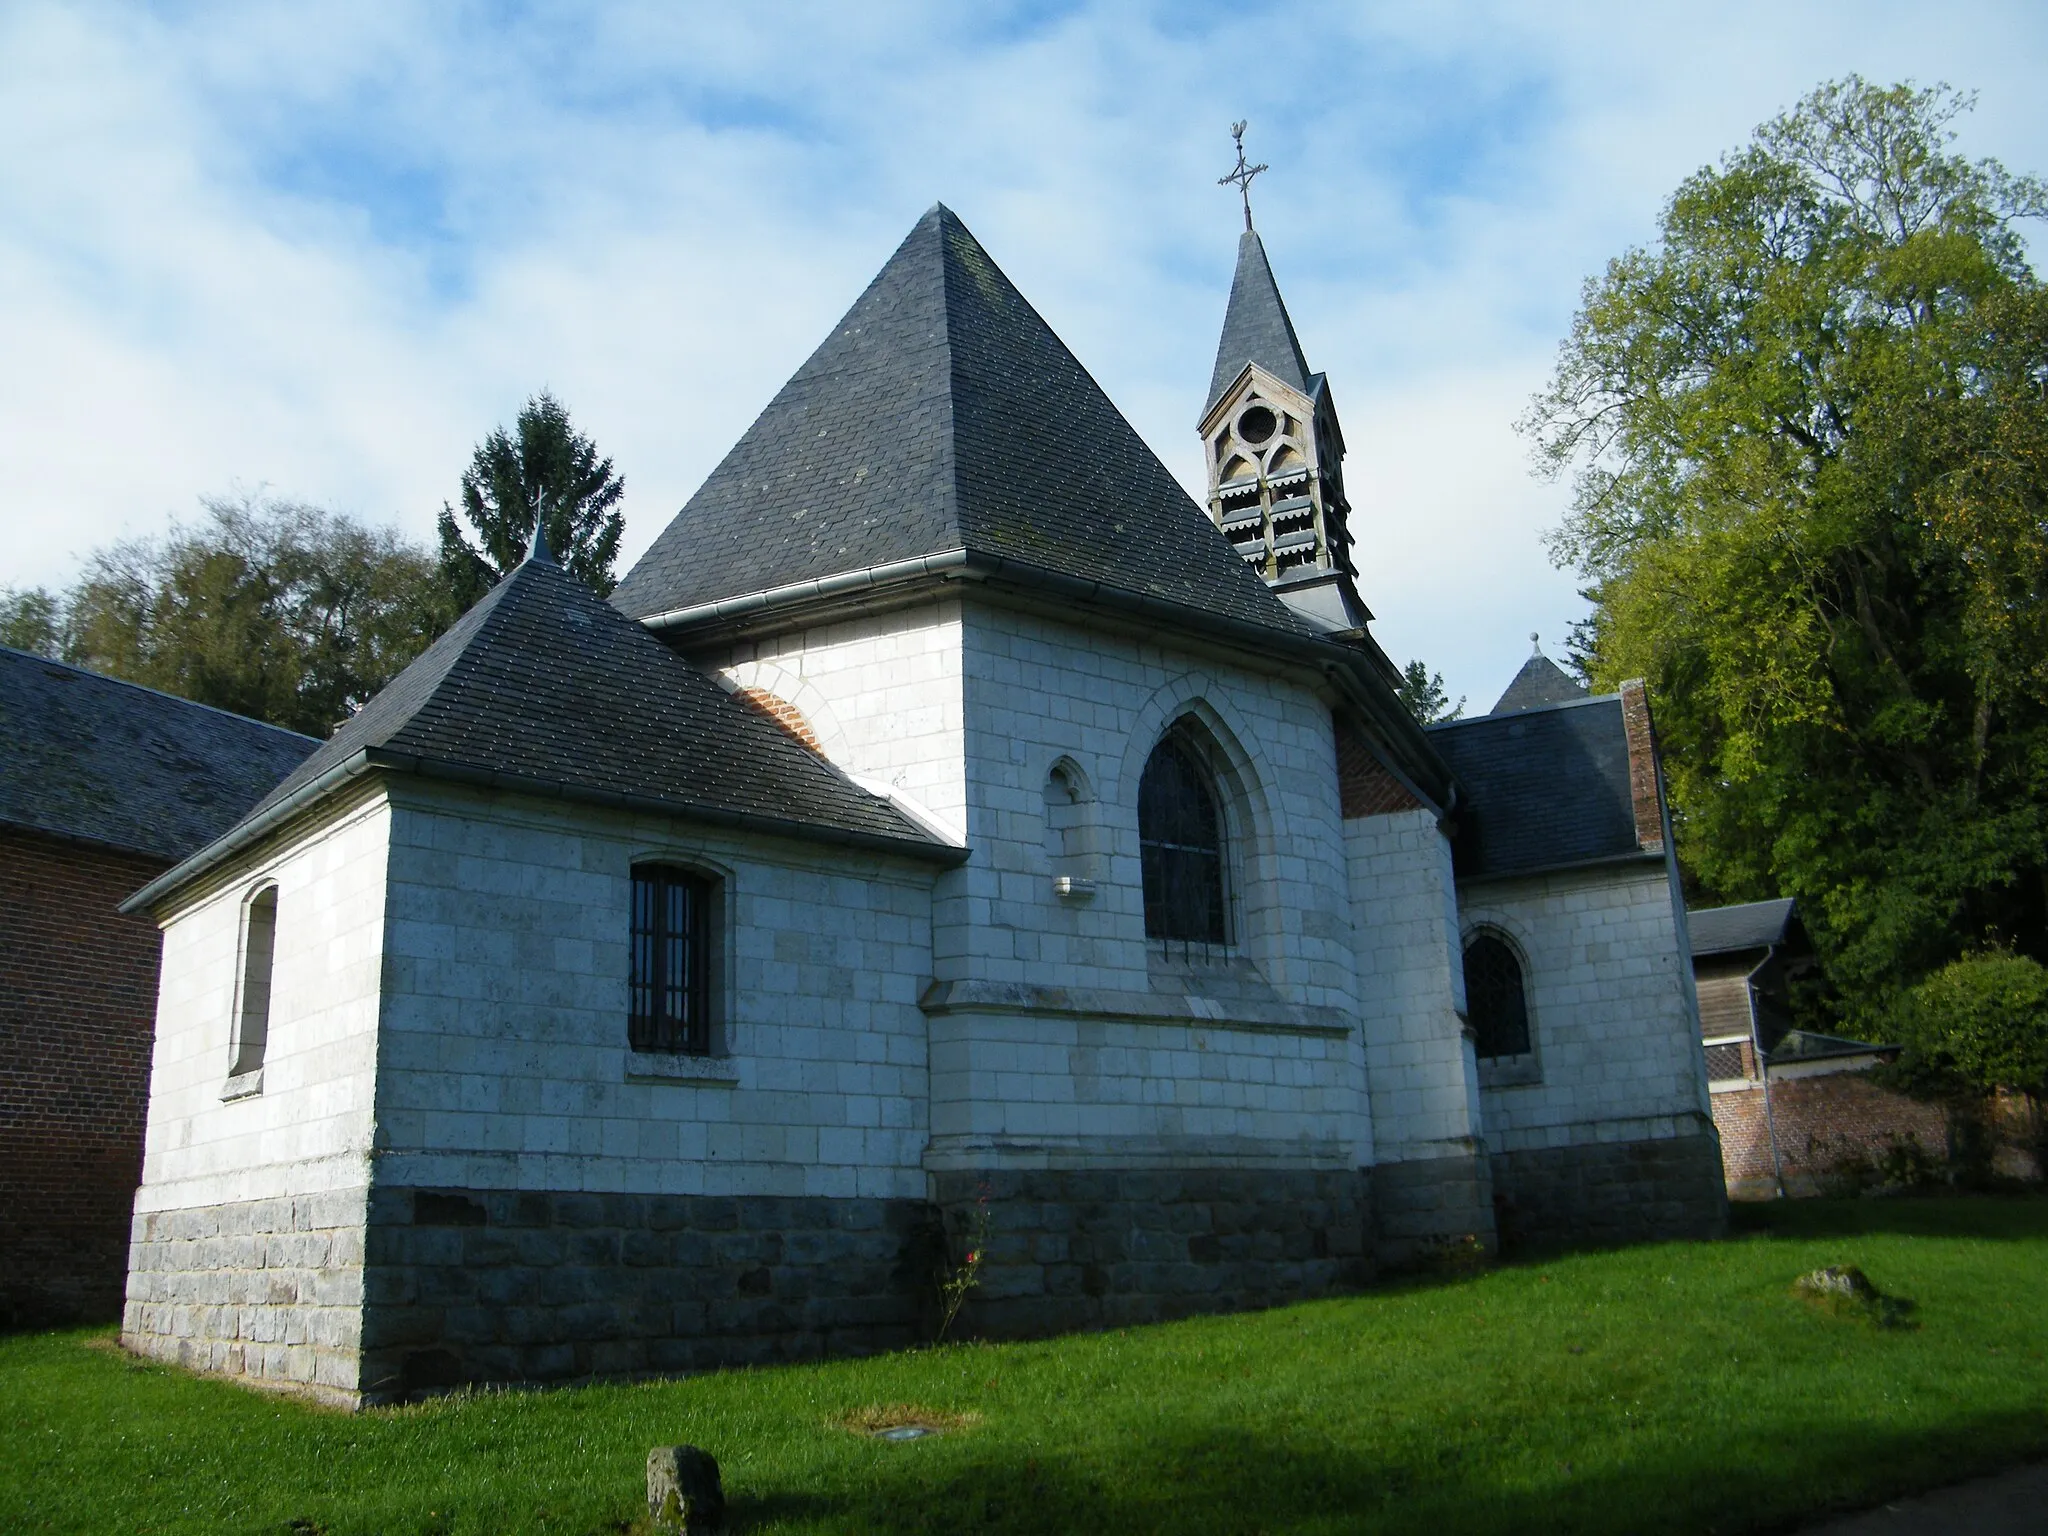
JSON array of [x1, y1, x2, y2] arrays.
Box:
[[1894, 953, 2048, 1098]]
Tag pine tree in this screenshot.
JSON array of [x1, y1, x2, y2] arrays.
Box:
[[437, 391, 625, 609]]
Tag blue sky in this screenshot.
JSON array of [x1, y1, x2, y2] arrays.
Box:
[[4, 1, 2045, 708]]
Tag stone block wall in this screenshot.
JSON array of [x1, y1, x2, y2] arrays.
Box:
[[134, 790, 390, 1212], [356, 1186, 935, 1402], [931, 1167, 1370, 1337], [1491, 1125, 1727, 1251], [372, 786, 936, 1203], [1464, 863, 1712, 1154], [0, 828, 166, 1326], [121, 1188, 367, 1407]]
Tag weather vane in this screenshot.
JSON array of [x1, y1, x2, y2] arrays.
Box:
[[1218, 120, 1267, 232]]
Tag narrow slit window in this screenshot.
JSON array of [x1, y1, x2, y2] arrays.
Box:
[[630, 865, 714, 1055], [230, 885, 278, 1077], [1139, 733, 1227, 946], [1463, 934, 1531, 1060]]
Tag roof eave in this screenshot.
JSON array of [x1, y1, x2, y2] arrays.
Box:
[[1455, 848, 1668, 886], [120, 749, 380, 914], [637, 548, 1458, 811]]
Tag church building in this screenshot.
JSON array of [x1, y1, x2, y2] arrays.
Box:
[[120, 204, 1725, 1407]]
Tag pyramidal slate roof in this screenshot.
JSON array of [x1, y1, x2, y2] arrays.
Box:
[[1491, 652, 1589, 715], [1688, 897, 1798, 957], [612, 204, 1300, 637], [1205, 228, 1312, 414], [1426, 695, 1647, 881], [130, 554, 959, 909], [0, 645, 317, 863]]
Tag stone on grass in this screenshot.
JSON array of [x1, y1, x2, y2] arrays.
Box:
[[1794, 1265, 1879, 1302], [647, 1445, 724, 1532]]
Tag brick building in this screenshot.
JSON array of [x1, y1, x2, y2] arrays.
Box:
[[0, 648, 315, 1325], [1689, 897, 1948, 1197], [120, 206, 1725, 1406]]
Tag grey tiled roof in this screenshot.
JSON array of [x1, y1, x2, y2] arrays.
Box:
[[1688, 898, 1797, 957], [218, 555, 952, 864], [0, 646, 316, 862], [613, 204, 1302, 638], [1491, 653, 1588, 714], [1427, 695, 1645, 881], [1205, 229, 1312, 414]]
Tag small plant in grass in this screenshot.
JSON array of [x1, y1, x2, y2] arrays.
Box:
[[936, 1184, 992, 1342], [1793, 1265, 1918, 1329]]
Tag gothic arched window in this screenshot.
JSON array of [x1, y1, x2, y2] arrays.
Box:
[[1462, 933, 1531, 1060], [1139, 731, 1227, 945]]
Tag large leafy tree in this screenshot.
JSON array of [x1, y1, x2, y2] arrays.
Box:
[[63, 495, 443, 737], [436, 391, 624, 609], [1523, 78, 2048, 1027]]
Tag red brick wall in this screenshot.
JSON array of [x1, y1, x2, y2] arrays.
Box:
[[1618, 680, 1666, 854], [1335, 718, 1423, 819], [1711, 1070, 1950, 1198], [0, 827, 168, 1326]]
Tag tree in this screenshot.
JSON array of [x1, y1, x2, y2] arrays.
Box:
[[1396, 659, 1464, 726], [63, 494, 443, 737], [1522, 78, 2048, 1029], [0, 586, 61, 657], [436, 391, 624, 610], [1892, 952, 2048, 1100]]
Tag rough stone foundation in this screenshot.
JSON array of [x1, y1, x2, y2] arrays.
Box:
[[1490, 1123, 1728, 1252], [931, 1167, 1372, 1337], [121, 1188, 368, 1407], [357, 1188, 936, 1401], [1368, 1151, 1497, 1268]]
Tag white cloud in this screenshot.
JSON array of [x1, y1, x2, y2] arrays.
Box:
[[2, 0, 2044, 709]]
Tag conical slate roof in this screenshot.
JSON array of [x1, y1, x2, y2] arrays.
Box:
[[1491, 653, 1588, 715], [612, 205, 1299, 636], [132, 554, 954, 909], [1205, 229, 1312, 414]]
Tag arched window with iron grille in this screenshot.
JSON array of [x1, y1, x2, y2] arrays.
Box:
[[1462, 933, 1531, 1059], [1139, 730, 1228, 947]]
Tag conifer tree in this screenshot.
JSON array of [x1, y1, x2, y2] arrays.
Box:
[[437, 391, 625, 608]]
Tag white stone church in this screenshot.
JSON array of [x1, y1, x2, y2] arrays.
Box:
[[120, 204, 1725, 1406]]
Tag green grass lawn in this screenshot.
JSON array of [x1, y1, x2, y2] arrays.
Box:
[[6, 1196, 2047, 1535]]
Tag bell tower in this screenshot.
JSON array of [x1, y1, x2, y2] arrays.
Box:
[[1200, 127, 1372, 636]]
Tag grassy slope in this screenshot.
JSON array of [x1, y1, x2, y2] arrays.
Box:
[[5, 1197, 2046, 1535]]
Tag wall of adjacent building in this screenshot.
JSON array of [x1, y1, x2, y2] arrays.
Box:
[[0, 827, 167, 1327]]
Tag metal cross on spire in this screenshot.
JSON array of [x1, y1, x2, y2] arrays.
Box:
[[1217, 120, 1268, 232]]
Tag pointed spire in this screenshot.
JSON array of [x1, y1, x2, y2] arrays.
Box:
[[1206, 229, 1312, 413], [525, 494, 555, 567]]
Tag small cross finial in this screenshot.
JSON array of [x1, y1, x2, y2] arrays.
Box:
[[1218, 120, 1268, 232], [1531, 631, 1543, 656]]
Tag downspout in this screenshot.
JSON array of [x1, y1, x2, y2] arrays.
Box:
[[1748, 943, 1787, 1198]]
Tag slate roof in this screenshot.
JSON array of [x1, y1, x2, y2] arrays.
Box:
[[1206, 229, 1313, 414], [0, 646, 317, 863], [1426, 695, 1648, 881], [1491, 653, 1588, 715], [133, 554, 959, 910], [613, 204, 1302, 639], [1689, 898, 1798, 957]]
